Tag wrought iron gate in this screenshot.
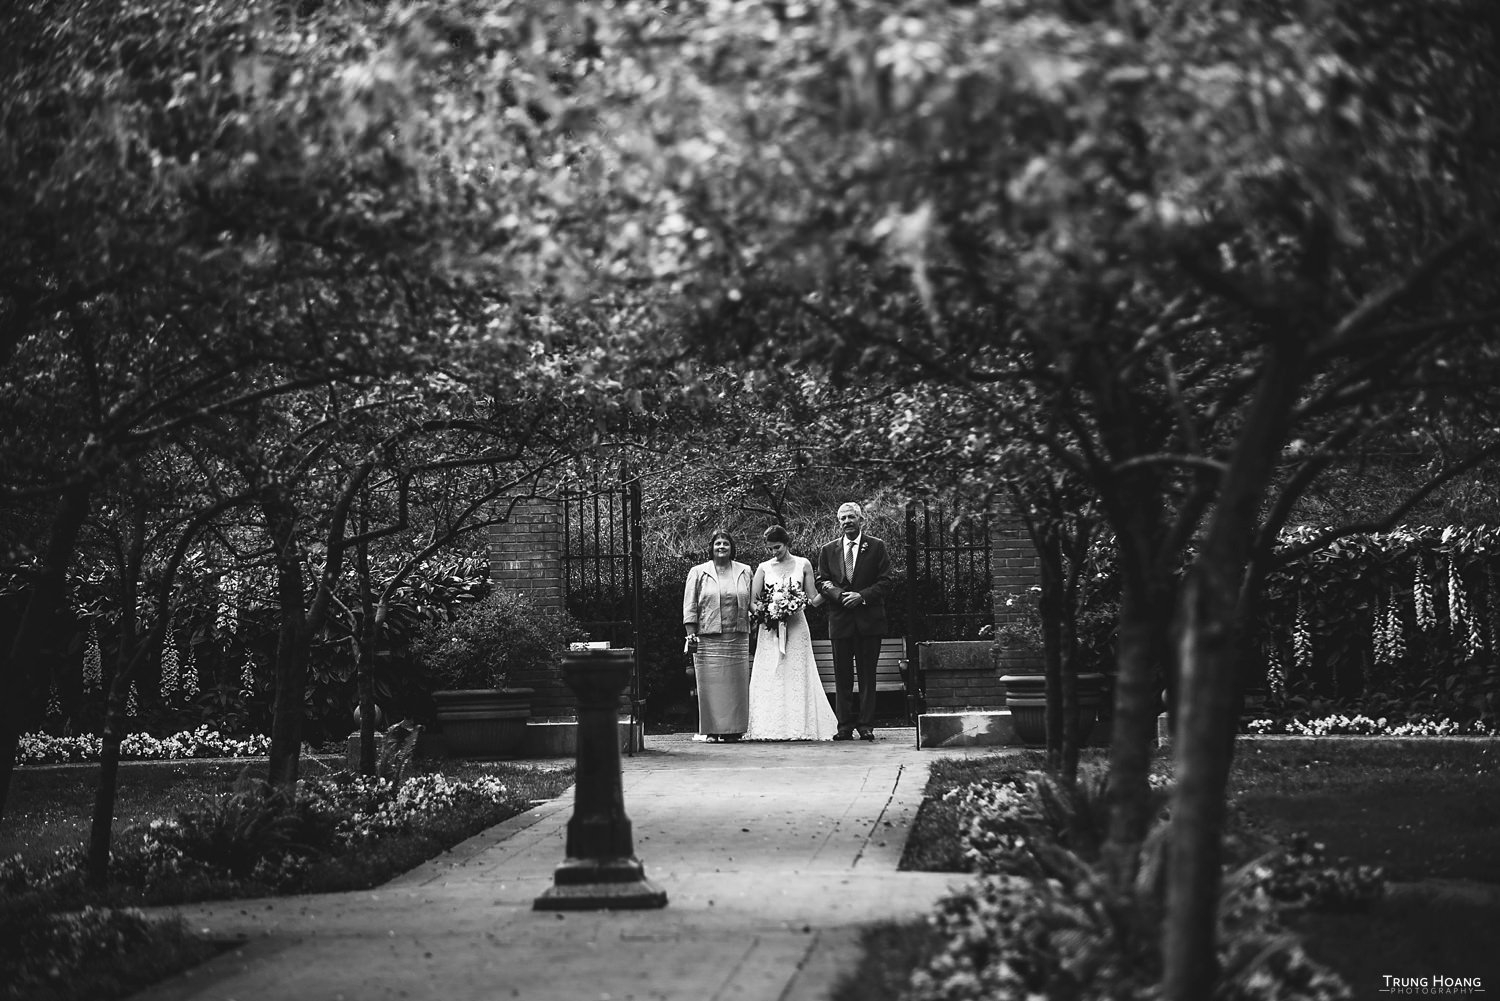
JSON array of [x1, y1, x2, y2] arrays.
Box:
[[560, 479, 644, 728], [905, 502, 993, 642]]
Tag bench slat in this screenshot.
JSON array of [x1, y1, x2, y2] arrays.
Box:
[[810, 638, 908, 694]]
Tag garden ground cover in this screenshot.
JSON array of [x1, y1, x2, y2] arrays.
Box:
[[861, 740, 1500, 1001], [1, 754, 575, 1001], [2, 756, 346, 866]]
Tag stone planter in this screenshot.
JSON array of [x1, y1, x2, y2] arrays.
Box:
[[431, 687, 535, 758], [999, 672, 1105, 746]]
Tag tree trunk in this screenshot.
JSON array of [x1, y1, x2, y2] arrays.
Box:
[[263, 463, 372, 788], [86, 683, 127, 886], [1059, 569, 1082, 783], [1102, 566, 1174, 881], [1163, 343, 1304, 1001], [1163, 567, 1240, 997], [86, 503, 145, 885], [356, 516, 377, 777], [1038, 531, 1065, 775], [0, 484, 91, 825], [265, 494, 310, 788]]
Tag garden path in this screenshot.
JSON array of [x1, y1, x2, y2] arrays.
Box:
[[132, 730, 997, 1001]]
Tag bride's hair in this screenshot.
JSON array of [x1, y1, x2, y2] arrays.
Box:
[[763, 524, 791, 545]]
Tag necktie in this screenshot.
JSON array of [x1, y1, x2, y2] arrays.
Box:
[[845, 541, 855, 582]]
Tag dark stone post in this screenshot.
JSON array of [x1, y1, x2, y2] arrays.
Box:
[[533, 648, 666, 911]]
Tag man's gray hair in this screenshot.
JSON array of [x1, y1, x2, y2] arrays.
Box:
[[837, 502, 863, 518]]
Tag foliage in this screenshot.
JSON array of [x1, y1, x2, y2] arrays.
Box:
[[1, 757, 571, 999], [1257, 526, 1500, 724], [1244, 714, 1496, 737], [1261, 833, 1385, 914], [1, 763, 567, 901], [1043, 525, 1500, 726], [906, 833, 1352, 1001], [22, 555, 495, 741], [903, 756, 1404, 997], [16, 727, 271, 765], [0, 898, 215, 1001], [160, 777, 329, 880], [411, 590, 584, 691]]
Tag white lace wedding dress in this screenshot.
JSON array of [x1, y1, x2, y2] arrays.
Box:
[[744, 555, 840, 741]]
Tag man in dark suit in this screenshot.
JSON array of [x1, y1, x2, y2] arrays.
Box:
[[815, 502, 893, 741]]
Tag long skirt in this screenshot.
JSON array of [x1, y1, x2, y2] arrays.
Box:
[[695, 632, 750, 736]]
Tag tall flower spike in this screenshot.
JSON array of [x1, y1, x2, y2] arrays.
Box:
[[1386, 591, 1405, 665], [1448, 558, 1484, 661], [83, 627, 102, 688], [1487, 567, 1500, 657], [180, 646, 198, 697], [1265, 641, 1286, 699], [1373, 590, 1392, 666], [161, 634, 180, 699], [1293, 593, 1312, 677], [1413, 560, 1436, 632]]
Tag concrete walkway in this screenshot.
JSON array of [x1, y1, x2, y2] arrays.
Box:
[[134, 731, 1001, 1001]]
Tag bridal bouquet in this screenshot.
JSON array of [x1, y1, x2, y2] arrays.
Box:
[[752, 579, 808, 653]]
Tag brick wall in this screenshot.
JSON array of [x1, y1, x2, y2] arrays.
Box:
[[990, 510, 1044, 676], [486, 496, 564, 610], [920, 641, 1006, 710], [486, 496, 573, 715]]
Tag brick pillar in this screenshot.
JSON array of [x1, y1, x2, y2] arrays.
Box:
[[487, 496, 564, 610], [487, 496, 574, 716], [990, 509, 1044, 674]]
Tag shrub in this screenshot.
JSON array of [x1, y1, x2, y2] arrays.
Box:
[[158, 776, 328, 880], [411, 590, 585, 691], [1260, 832, 1386, 912], [908, 823, 1354, 1001], [0, 897, 215, 1001]]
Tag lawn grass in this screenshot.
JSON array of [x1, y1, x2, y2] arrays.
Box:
[[884, 739, 1500, 1001], [2, 758, 311, 867], [1228, 740, 1500, 883]]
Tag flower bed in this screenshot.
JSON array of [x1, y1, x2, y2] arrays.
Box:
[[17, 727, 272, 765], [1, 770, 517, 896], [903, 763, 1376, 1001], [2, 764, 561, 1001], [1245, 714, 1497, 737]]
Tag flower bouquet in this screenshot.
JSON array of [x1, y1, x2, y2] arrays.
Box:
[[752, 578, 808, 654]]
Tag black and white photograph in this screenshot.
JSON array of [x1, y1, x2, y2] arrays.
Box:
[[2, 1, 1497, 998]]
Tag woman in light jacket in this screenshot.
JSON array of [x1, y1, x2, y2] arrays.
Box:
[[683, 530, 754, 742]]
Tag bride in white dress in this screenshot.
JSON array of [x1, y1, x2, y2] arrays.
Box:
[[744, 525, 841, 741]]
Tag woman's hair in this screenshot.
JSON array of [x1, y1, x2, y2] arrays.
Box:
[[709, 530, 736, 559], [763, 524, 791, 545]]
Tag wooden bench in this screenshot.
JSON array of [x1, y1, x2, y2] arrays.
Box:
[[811, 637, 910, 696]]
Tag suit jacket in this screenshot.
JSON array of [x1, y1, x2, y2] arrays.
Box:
[[815, 534, 892, 639]]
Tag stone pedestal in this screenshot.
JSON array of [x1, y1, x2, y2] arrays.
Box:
[[534, 649, 666, 911]]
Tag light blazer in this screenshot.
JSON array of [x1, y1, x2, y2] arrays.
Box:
[[682, 560, 754, 634], [815, 535, 892, 639]]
